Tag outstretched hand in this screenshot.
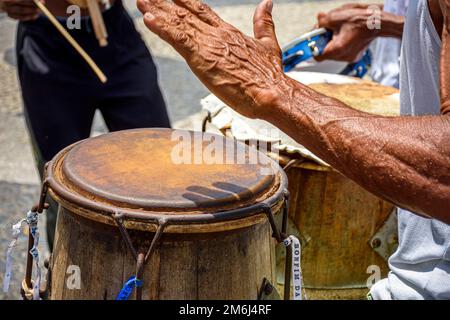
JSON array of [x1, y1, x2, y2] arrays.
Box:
[[137, 0, 286, 119]]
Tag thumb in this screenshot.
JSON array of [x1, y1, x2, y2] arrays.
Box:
[[253, 0, 278, 49]]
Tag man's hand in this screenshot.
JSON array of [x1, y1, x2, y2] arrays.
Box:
[[137, 0, 284, 120], [316, 3, 404, 62], [316, 4, 378, 62], [0, 0, 41, 21]]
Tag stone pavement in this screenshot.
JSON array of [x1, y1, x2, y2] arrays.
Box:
[[0, 0, 377, 299]]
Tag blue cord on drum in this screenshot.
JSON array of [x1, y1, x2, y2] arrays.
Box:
[[116, 275, 143, 300]]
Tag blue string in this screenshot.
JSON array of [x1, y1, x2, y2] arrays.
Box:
[[116, 276, 143, 300]]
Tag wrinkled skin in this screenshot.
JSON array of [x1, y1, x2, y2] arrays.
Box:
[[137, 0, 285, 119], [138, 0, 450, 224]]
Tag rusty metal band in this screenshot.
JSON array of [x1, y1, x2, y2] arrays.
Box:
[[135, 253, 145, 300], [44, 143, 288, 226], [37, 180, 49, 213], [281, 190, 292, 300], [262, 192, 293, 301]]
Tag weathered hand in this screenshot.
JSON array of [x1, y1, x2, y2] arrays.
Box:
[[137, 0, 284, 119], [315, 4, 379, 62], [0, 0, 41, 21]]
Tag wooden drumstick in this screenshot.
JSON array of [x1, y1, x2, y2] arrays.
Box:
[[86, 0, 108, 47], [33, 0, 108, 83]]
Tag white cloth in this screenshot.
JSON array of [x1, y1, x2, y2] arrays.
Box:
[[370, 0, 409, 88], [370, 0, 450, 300]]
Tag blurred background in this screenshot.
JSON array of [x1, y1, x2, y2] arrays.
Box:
[[0, 0, 376, 299]]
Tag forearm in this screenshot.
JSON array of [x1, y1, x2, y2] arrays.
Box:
[[441, 1, 450, 114], [266, 76, 450, 223]]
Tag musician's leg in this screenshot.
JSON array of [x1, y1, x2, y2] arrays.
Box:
[[98, 75, 171, 131], [16, 23, 96, 251], [97, 7, 171, 130]]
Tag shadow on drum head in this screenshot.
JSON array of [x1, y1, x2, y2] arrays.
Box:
[[183, 182, 254, 210]]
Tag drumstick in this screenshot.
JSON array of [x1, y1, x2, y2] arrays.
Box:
[[86, 0, 108, 47], [33, 0, 107, 83]]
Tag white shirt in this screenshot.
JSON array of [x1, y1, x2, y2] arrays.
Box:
[[370, 0, 409, 88], [370, 0, 450, 299]]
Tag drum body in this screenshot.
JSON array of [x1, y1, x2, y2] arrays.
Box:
[[45, 129, 287, 300], [277, 160, 396, 299], [51, 206, 276, 299], [202, 72, 400, 299]]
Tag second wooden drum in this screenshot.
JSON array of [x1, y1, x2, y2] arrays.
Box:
[[44, 128, 288, 300]]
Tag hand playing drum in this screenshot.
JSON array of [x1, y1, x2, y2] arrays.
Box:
[[137, 0, 450, 224]]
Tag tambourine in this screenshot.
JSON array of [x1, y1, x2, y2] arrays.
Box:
[[67, 0, 110, 47], [282, 28, 372, 78]]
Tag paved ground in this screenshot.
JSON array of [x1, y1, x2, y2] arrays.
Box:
[[0, 0, 377, 299]]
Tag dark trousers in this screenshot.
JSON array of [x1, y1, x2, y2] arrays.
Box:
[[16, 2, 171, 250]]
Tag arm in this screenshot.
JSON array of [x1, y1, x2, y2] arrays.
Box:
[[316, 3, 405, 62], [269, 78, 450, 223], [441, 0, 450, 115], [137, 0, 450, 224]]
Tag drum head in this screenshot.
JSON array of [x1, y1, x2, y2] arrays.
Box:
[[47, 129, 285, 223], [287, 71, 399, 116]]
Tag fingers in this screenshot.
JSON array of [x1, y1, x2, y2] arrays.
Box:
[[172, 0, 221, 26], [340, 3, 369, 10], [315, 37, 365, 63], [317, 11, 342, 30], [137, 0, 173, 17], [253, 0, 279, 52], [314, 38, 342, 61], [141, 5, 194, 57]]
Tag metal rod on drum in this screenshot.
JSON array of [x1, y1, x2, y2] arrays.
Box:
[[24, 203, 40, 290], [135, 253, 145, 300], [282, 193, 291, 300], [25, 231, 34, 289]]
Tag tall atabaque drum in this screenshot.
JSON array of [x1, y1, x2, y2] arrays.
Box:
[[202, 72, 400, 299], [41, 128, 288, 300]]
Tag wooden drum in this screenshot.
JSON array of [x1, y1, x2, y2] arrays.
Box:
[[41, 128, 288, 300], [202, 72, 400, 299]]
